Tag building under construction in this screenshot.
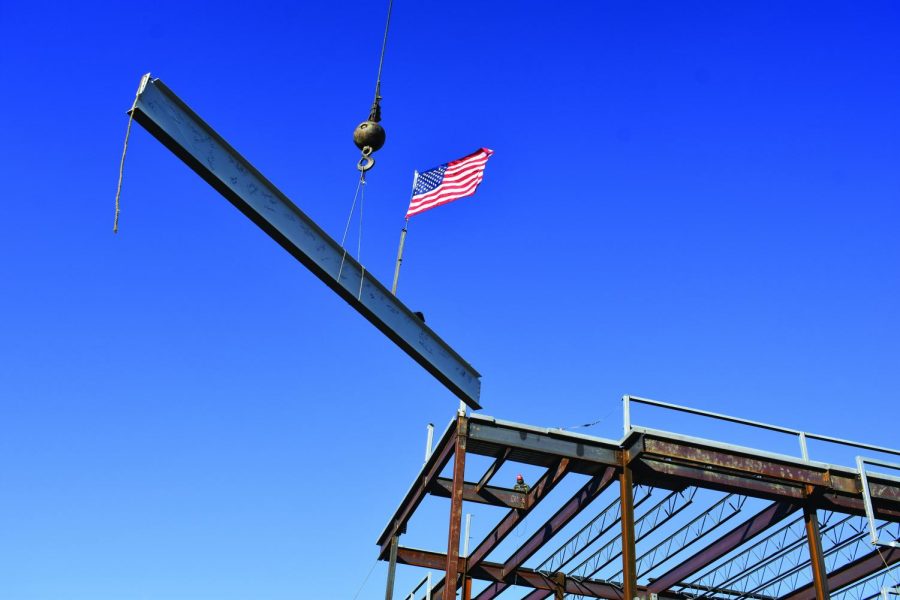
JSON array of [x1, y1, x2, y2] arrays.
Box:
[[377, 397, 899, 600], [120, 75, 900, 600]]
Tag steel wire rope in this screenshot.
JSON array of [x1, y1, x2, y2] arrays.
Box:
[[371, 0, 394, 108], [349, 555, 380, 600], [112, 83, 143, 232], [337, 172, 366, 283]]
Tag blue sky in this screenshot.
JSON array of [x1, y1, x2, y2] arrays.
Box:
[[1, 1, 898, 598]]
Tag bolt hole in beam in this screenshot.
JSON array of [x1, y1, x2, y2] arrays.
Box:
[[126, 74, 482, 409]]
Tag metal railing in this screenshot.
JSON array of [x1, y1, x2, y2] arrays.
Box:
[[405, 572, 432, 600], [622, 395, 900, 463]]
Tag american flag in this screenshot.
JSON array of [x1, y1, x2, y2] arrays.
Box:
[[405, 148, 494, 218]]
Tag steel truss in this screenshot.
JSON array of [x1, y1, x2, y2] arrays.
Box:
[[378, 412, 900, 600]]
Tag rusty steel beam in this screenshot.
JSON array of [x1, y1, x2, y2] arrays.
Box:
[[430, 478, 525, 509], [473, 466, 618, 600], [648, 500, 799, 594], [640, 436, 900, 506], [637, 458, 900, 521], [620, 461, 638, 600], [474, 448, 511, 493], [781, 546, 899, 600], [395, 547, 639, 599], [803, 503, 829, 600], [443, 415, 468, 600], [635, 457, 805, 502], [378, 419, 458, 556]]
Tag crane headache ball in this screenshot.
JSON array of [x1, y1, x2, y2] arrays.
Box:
[[353, 120, 385, 172], [353, 120, 386, 154]]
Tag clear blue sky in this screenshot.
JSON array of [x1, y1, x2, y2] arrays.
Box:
[[1, 1, 897, 598]]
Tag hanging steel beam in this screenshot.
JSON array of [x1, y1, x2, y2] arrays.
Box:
[[128, 74, 482, 410]]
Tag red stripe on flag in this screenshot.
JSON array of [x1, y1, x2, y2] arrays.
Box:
[[405, 148, 493, 218]]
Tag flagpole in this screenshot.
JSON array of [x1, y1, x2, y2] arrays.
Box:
[[391, 170, 418, 296]]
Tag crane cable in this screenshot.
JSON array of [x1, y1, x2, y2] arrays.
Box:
[[371, 0, 393, 120], [352, 0, 393, 172], [339, 0, 395, 290]]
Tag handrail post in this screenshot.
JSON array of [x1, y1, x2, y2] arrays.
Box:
[[623, 395, 631, 436], [799, 432, 809, 461], [424, 423, 435, 463]]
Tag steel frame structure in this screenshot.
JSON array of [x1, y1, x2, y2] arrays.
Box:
[[122, 73, 900, 600], [378, 405, 900, 600]]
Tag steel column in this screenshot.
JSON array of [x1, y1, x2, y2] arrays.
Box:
[[129, 75, 482, 410], [620, 459, 638, 600], [385, 535, 399, 600], [444, 415, 468, 600], [803, 502, 830, 600]]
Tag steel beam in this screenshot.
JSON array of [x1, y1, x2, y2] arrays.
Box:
[[637, 457, 900, 520], [639, 435, 900, 504], [473, 466, 618, 600], [474, 449, 510, 493], [466, 417, 620, 470], [129, 74, 482, 409], [430, 478, 525, 508], [395, 547, 637, 599], [648, 500, 799, 593], [444, 415, 468, 600], [379, 420, 458, 555], [781, 546, 899, 600]]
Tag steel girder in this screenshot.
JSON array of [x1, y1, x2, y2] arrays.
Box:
[[395, 547, 683, 600], [129, 74, 482, 410]]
